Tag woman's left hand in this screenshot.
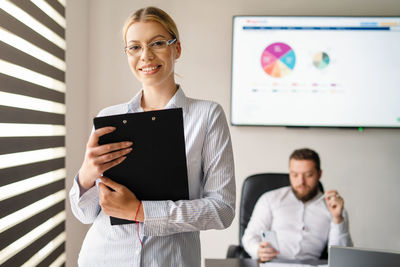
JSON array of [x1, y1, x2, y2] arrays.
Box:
[[98, 177, 144, 222]]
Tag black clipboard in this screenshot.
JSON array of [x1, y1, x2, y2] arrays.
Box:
[[93, 108, 189, 225]]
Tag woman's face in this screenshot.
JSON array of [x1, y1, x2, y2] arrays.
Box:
[[125, 21, 181, 88]]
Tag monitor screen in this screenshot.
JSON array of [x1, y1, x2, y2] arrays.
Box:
[[231, 16, 400, 127]]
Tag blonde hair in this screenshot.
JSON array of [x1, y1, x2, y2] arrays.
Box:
[[122, 6, 179, 45]]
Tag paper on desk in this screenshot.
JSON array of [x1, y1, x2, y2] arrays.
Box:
[[260, 263, 304, 267], [261, 263, 328, 267]]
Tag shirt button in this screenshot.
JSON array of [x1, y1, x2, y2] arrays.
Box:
[[302, 226, 306, 231], [136, 250, 140, 255]]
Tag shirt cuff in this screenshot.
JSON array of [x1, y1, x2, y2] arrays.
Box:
[[248, 242, 260, 259], [330, 220, 346, 233], [142, 200, 169, 236], [70, 175, 99, 205]]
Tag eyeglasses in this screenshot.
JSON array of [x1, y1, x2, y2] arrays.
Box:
[[124, 38, 177, 56]]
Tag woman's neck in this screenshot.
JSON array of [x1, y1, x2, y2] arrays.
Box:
[[141, 82, 178, 111]]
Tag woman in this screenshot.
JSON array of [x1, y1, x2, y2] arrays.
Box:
[[69, 6, 235, 267]]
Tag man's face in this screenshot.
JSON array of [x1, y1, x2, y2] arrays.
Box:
[[289, 159, 322, 202]]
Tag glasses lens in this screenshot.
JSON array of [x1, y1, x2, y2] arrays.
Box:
[[149, 40, 168, 49], [125, 39, 175, 56], [126, 44, 141, 56]]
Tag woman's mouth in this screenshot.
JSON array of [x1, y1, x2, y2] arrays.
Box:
[[139, 65, 161, 73]]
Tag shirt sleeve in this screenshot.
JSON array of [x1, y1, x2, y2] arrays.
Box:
[[242, 193, 273, 259], [328, 209, 353, 247], [142, 103, 236, 236], [69, 174, 101, 224]]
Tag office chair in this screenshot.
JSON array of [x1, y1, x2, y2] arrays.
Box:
[[226, 173, 328, 259]]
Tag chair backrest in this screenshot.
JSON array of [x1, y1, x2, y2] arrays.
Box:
[[238, 173, 325, 246], [238, 173, 290, 246]]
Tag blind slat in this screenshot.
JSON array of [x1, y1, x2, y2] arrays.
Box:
[[0, 41, 65, 82], [0, 179, 65, 218], [0, 73, 64, 103], [1, 222, 65, 267], [37, 242, 65, 267], [0, 106, 64, 124], [0, 158, 65, 187], [0, 9, 64, 60], [0, 136, 64, 155], [10, 0, 65, 38], [0, 201, 64, 250], [44, 0, 65, 17]]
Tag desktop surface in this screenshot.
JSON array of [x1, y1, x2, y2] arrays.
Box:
[[262, 259, 328, 266], [205, 258, 328, 267], [205, 258, 258, 267], [208, 246, 400, 267]]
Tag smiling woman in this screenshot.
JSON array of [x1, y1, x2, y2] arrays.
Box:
[[69, 6, 236, 267], [124, 19, 181, 95]]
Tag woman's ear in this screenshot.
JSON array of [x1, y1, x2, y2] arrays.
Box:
[[174, 40, 181, 60]]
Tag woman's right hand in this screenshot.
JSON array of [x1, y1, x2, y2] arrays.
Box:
[[78, 127, 133, 190]]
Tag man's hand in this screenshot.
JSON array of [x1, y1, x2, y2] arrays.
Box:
[[257, 242, 279, 262], [325, 190, 344, 224], [98, 177, 144, 222]]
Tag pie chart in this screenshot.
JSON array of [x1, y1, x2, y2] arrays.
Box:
[[261, 42, 296, 78], [313, 52, 330, 69]]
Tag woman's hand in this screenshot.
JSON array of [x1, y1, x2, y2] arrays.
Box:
[[98, 177, 144, 222], [78, 127, 133, 190]]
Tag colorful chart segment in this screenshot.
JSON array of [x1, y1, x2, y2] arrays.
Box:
[[261, 42, 296, 78], [313, 52, 330, 69]]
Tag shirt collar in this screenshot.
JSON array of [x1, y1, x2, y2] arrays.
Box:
[[127, 85, 188, 114]]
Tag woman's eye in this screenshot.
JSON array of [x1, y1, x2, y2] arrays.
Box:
[[151, 41, 165, 47], [129, 45, 141, 51]]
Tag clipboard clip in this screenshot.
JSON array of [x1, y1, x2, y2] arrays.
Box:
[[123, 117, 156, 123]]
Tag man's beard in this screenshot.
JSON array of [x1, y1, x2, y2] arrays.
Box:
[[291, 184, 319, 202]]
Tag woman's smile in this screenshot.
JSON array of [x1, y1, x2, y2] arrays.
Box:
[[139, 64, 162, 74]]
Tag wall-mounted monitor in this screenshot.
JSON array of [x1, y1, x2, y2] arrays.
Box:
[[231, 16, 400, 127]]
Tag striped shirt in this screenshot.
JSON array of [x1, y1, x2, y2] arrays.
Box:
[[69, 87, 236, 266]]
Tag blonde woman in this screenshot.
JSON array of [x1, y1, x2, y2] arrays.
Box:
[[69, 6, 235, 267]]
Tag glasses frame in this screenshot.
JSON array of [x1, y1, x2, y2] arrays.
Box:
[[124, 38, 177, 56]]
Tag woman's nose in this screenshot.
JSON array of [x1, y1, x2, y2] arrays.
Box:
[[140, 46, 155, 61]]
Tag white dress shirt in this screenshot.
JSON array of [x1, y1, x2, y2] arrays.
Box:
[[242, 186, 352, 261], [69, 87, 235, 267]]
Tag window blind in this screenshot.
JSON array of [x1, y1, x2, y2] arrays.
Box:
[[0, 0, 66, 266]]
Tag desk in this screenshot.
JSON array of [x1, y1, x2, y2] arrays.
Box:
[[205, 258, 258, 267], [205, 259, 328, 267]]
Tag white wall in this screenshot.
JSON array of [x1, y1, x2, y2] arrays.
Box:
[[66, 0, 400, 265], [65, 0, 90, 265]]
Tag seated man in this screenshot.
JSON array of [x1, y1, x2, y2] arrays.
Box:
[[242, 148, 353, 262]]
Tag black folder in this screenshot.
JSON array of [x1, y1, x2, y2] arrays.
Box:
[[93, 108, 189, 225]]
